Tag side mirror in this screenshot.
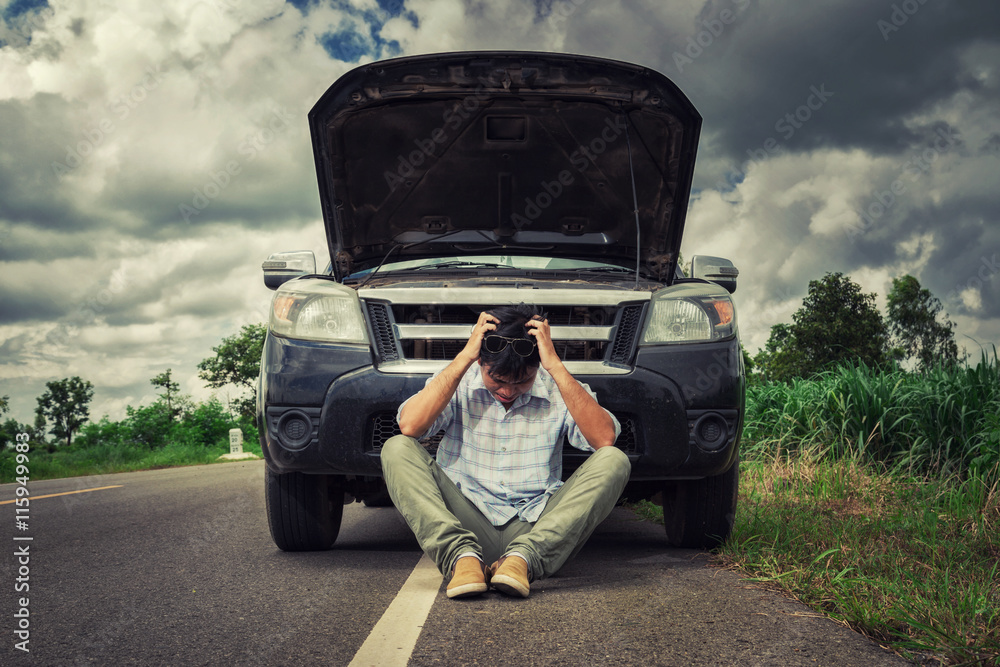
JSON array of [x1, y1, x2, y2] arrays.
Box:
[[690, 255, 739, 294], [262, 251, 316, 290]]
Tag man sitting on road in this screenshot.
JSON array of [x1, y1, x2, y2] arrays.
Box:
[[380, 304, 631, 599]]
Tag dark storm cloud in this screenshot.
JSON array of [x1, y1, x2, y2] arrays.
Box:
[[578, 0, 1000, 168], [90, 97, 322, 235], [0, 87, 320, 251], [980, 133, 1000, 155], [99, 158, 322, 236], [0, 249, 131, 326], [0, 290, 69, 324], [0, 95, 105, 236], [911, 204, 1000, 319], [740, 1, 998, 158], [0, 227, 101, 263]]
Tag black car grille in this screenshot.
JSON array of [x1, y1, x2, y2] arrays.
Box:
[[364, 302, 646, 366], [609, 304, 644, 365], [614, 414, 638, 454], [368, 411, 640, 455], [369, 412, 445, 453], [366, 301, 399, 362]]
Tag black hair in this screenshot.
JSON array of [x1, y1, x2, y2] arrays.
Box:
[[480, 303, 547, 382]]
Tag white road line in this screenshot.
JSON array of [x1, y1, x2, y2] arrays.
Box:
[[348, 554, 442, 667]]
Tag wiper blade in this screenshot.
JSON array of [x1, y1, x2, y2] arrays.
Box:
[[575, 266, 632, 273], [572, 266, 656, 280], [409, 261, 512, 270]]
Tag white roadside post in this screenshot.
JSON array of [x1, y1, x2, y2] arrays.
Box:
[[219, 426, 258, 461], [229, 428, 244, 454]]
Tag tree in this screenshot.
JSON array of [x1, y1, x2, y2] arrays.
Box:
[[754, 323, 805, 382], [35, 377, 94, 447], [33, 412, 47, 438], [886, 275, 958, 371], [123, 402, 174, 449], [755, 273, 889, 382], [198, 323, 266, 421], [0, 418, 17, 449], [151, 369, 183, 420], [0, 398, 15, 449]]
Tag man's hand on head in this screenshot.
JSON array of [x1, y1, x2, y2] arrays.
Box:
[[399, 311, 498, 438], [525, 316, 561, 372], [525, 315, 615, 447], [459, 311, 499, 363]]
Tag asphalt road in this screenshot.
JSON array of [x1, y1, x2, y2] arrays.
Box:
[[1, 461, 911, 666]]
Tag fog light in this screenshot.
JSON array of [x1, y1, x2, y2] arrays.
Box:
[[277, 411, 313, 450], [693, 413, 728, 451]]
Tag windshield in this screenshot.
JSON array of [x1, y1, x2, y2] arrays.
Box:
[[343, 255, 629, 281]]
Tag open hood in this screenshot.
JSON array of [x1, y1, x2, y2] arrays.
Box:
[[309, 51, 702, 281]]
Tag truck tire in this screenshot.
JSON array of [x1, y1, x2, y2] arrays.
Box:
[[662, 453, 739, 549], [265, 468, 344, 551]]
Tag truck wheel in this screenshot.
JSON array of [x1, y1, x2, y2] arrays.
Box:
[[265, 468, 344, 551], [662, 453, 739, 549]]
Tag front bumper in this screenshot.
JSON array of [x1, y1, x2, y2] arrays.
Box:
[[259, 333, 743, 482]]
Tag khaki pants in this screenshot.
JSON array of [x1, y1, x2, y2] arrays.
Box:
[[380, 435, 631, 579]]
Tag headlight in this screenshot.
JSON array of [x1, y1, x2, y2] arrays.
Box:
[[641, 294, 737, 344], [269, 279, 368, 343]]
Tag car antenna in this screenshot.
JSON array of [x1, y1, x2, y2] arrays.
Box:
[[622, 110, 641, 290]]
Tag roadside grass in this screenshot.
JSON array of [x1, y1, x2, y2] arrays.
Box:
[[0, 438, 262, 484], [725, 455, 999, 665], [1, 401, 261, 484], [633, 455, 1000, 665]]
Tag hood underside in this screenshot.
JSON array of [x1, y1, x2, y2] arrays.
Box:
[[309, 51, 702, 281]]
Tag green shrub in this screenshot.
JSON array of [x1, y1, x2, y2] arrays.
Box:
[[175, 399, 235, 448], [123, 402, 175, 449]]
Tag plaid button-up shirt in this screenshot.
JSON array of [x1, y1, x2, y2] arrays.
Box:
[[397, 364, 621, 526]]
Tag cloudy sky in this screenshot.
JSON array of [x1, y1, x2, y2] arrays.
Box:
[[1, 0, 998, 424]]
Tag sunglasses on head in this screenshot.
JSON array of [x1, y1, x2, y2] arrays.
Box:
[[482, 334, 537, 357]]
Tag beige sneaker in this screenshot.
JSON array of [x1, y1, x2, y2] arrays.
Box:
[[446, 556, 488, 599], [488, 555, 530, 598]]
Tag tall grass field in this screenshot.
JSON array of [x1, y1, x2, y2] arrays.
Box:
[[743, 351, 1000, 478]]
